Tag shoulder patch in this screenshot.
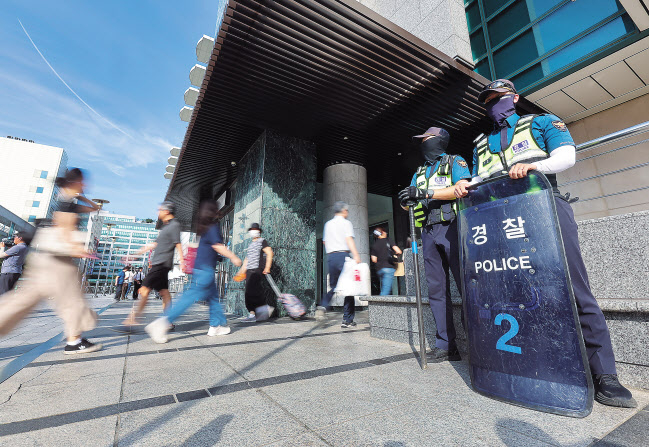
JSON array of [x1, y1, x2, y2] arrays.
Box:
[[457, 160, 467, 167], [552, 120, 567, 132]]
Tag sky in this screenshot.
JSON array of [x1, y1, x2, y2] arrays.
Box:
[[0, 0, 224, 220]]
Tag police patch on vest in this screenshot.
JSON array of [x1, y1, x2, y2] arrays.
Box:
[[458, 160, 468, 167], [434, 176, 447, 184], [417, 181, 426, 187], [512, 140, 530, 154], [482, 156, 492, 167], [552, 120, 567, 132]]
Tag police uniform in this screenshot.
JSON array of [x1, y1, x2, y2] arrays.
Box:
[[410, 155, 471, 352], [472, 112, 616, 375]]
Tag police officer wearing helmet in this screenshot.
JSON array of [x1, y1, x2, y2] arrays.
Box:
[[399, 127, 471, 362], [454, 79, 636, 408]]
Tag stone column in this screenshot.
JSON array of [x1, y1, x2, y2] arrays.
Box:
[[228, 129, 317, 316], [323, 163, 369, 264]]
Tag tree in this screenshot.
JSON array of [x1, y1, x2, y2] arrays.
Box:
[[144, 218, 154, 223]]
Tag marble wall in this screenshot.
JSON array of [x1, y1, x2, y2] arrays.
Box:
[[227, 130, 317, 316]]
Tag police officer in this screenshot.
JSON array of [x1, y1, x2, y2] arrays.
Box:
[[454, 79, 636, 408], [399, 127, 471, 362]]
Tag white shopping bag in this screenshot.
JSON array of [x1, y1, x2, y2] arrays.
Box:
[[335, 258, 371, 297]]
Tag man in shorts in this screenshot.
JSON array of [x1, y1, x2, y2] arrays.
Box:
[[122, 202, 184, 326]]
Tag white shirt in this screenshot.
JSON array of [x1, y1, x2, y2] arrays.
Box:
[[125, 271, 134, 283], [323, 215, 354, 253]]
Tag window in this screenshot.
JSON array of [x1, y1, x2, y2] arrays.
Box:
[[466, 2, 482, 31], [487, 1, 531, 48], [493, 30, 539, 78], [28, 215, 36, 223], [36, 187, 44, 194], [40, 171, 48, 179], [32, 201, 40, 207], [470, 30, 487, 59]]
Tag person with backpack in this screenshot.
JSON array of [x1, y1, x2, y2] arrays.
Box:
[[398, 127, 471, 363], [145, 200, 241, 343], [370, 227, 402, 296]]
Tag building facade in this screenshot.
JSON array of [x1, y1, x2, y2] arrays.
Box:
[[463, 0, 649, 220], [0, 136, 68, 223], [87, 212, 159, 287], [167, 0, 648, 315]]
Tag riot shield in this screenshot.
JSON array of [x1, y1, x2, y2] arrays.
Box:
[[457, 171, 593, 417]]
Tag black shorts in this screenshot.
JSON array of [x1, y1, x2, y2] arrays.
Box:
[[142, 264, 170, 291]]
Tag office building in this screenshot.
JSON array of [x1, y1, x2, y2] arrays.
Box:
[[0, 137, 68, 222], [166, 0, 648, 315], [87, 211, 159, 286]]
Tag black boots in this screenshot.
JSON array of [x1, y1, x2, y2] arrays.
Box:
[[593, 374, 637, 408]]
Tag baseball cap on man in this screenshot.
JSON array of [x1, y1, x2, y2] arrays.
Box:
[[477, 79, 517, 103], [412, 127, 450, 140]]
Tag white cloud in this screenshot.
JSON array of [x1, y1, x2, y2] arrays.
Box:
[[0, 70, 174, 176]]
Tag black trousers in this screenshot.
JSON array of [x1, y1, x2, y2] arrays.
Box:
[[555, 197, 616, 375], [245, 269, 266, 312], [0, 273, 21, 296], [133, 282, 141, 299]]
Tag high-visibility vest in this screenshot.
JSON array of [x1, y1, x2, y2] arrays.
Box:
[[475, 115, 549, 180], [412, 156, 455, 228]]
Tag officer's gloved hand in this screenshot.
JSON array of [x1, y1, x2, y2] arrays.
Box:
[[398, 186, 427, 204]]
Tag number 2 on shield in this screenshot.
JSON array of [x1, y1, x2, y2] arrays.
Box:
[[494, 313, 522, 354]]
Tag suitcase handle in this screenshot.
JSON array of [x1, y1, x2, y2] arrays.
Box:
[[265, 274, 282, 297]]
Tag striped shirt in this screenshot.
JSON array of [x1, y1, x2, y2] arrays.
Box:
[[246, 238, 269, 270]]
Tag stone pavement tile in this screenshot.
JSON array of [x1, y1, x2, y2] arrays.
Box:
[[0, 414, 116, 446], [259, 365, 422, 429], [593, 410, 649, 446], [22, 357, 126, 387], [315, 400, 558, 447], [120, 350, 244, 401], [0, 365, 52, 404], [263, 432, 330, 446], [116, 389, 308, 447], [373, 360, 649, 447], [0, 372, 123, 423]]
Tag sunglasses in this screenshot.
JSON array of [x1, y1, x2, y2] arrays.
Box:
[[485, 80, 516, 94]]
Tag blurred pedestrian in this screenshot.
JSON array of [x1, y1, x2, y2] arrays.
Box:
[[0, 232, 29, 295], [318, 201, 361, 328], [122, 202, 184, 326], [0, 168, 103, 354], [114, 266, 127, 302], [370, 227, 402, 295], [145, 200, 241, 343], [124, 265, 134, 298], [133, 267, 144, 299], [234, 223, 274, 322]]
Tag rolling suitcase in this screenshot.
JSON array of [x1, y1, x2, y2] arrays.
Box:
[[266, 274, 306, 320]]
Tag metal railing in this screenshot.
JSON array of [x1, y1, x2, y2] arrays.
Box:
[[558, 120, 649, 203]]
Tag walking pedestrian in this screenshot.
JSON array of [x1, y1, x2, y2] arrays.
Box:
[[145, 200, 242, 343], [133, 267, 144, 299], [370, 227, 401, 296], [122, 202, 184, 326], [114, 266, 127, 302], [0, 232, 29, 295], [0, 168, 102, 354], [318, 201, 361, 328], [124, 266, 134, 298], [234, 223, 274, 322]]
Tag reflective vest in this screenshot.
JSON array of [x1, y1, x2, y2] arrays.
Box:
[[413, 156, 455, 228], [475, 115, 549, 180]]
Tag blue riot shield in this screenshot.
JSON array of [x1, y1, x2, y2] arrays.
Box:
[[457, 171, 593, 417]]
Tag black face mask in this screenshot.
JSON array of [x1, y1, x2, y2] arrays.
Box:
[[420, 136, 449, 163], [485, 94, 516, 128]]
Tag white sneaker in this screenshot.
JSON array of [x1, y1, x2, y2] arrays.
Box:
[[145, 317, 169, 343], [315, 306, 327, 321], [207, 326, 231, 336], [239, 313, 255, 320]]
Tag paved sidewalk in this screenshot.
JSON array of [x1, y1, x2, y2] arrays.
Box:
[[0, 299, 647, 446]]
